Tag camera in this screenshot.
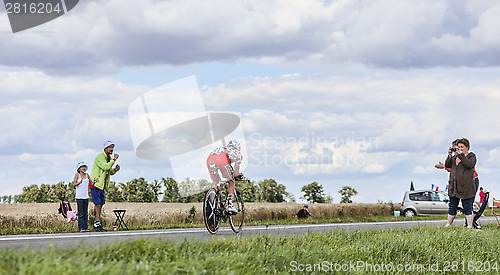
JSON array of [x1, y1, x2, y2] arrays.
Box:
[[450, 147, 457, 152]]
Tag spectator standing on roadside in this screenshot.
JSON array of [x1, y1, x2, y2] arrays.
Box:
[[73, 162, 97, 232], [435, 139, 480, 194], [90, 141, 120, 232], [479, 187, 486, 204], [296, 204, 312, 219], [445, 138, 476, 228]]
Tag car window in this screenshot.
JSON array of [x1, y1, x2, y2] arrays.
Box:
[[409, 192, 431, 201], [431, 192, 447, 202]]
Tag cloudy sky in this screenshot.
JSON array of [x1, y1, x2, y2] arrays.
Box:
[[1, 0, 500, 204]]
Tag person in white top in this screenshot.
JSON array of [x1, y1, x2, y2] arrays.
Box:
[[73, 162, 98, 232]]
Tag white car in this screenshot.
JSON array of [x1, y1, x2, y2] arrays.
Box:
[[400, 190, 479, 217]]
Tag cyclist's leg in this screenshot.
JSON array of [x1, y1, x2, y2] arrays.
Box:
[[228, 179, 235, 197], [214, 153, 237, 212], [222, 164, 238, 213], [206, 155, 219, 184], [222, 163, 235, 196], [214, 152, 233, 189]]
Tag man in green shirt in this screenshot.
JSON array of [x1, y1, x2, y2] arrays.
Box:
[[90, 140, 120, 231]]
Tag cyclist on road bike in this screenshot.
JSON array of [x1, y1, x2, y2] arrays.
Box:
[[206, 140, 243, 214]]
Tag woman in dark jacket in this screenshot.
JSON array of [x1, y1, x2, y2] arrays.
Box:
[[445, 138, 476, 228]]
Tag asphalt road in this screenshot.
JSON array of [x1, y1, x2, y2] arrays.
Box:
[[0, 217, 496, 250]]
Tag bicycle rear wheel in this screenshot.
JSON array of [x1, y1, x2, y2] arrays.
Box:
[[203, 188, 221, 234], [229, 189, 245, 233]]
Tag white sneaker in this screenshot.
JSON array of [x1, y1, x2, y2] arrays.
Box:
[[227, 203, 238, 214]]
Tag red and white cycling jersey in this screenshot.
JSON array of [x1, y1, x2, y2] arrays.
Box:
[[210, 146, 243, 166]]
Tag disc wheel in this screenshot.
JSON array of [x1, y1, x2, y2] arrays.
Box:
[[229, 189, 245, 233], [203, 188, 220, 234]]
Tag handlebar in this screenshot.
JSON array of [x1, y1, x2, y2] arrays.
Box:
[[216, 173, 249, 185]]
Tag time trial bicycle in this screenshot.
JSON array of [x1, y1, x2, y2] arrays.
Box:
[[203, 170, 246, 234]]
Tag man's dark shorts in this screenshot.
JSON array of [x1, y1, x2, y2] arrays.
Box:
[[91, 188, 106, 205]]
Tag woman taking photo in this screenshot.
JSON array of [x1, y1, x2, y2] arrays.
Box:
[[445, 138, 476, 228]]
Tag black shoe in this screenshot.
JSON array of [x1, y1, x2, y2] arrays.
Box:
[[94, 225, 106, 232]]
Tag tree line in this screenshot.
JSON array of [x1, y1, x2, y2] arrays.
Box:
[[301, 182, 359, 203], [2, 178, 357, 204], [8, 177, 295, 203]]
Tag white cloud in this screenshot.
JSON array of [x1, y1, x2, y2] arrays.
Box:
[[18, 153, 35, 161], [361, 163, 387, 174], [413, 165, 435, 174], [485, 146, 500, 166], [1, 69, 500, 203], [2, 1, 500, 203], [0, 71, 149, 154], [204, 71, 500, 155], [2, 0, 500, 74]]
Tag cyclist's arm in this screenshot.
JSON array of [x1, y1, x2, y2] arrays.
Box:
[[234, 164, 241, 178], [233, 153, 243, 178]]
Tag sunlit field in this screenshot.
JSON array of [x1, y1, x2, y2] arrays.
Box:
[[0, 202, 402, 234]]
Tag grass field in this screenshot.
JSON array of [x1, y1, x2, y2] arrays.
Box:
[[1, 202, 498, 274], [1, 224, 499, 274], [0, 202, 401, 234], [1, 202, 493, 235]]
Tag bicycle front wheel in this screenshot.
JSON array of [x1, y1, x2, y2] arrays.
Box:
[[229, 189, 245, 233], [203, 188, 221, 234]]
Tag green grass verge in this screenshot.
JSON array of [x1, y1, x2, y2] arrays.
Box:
[[0, 214, 452, 235], [1, 224, 499, 274]]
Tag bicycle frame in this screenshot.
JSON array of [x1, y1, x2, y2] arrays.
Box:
[[203, 168, 246, 234], [213, 170, 232, 223], [215, 189, 230, 223]]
